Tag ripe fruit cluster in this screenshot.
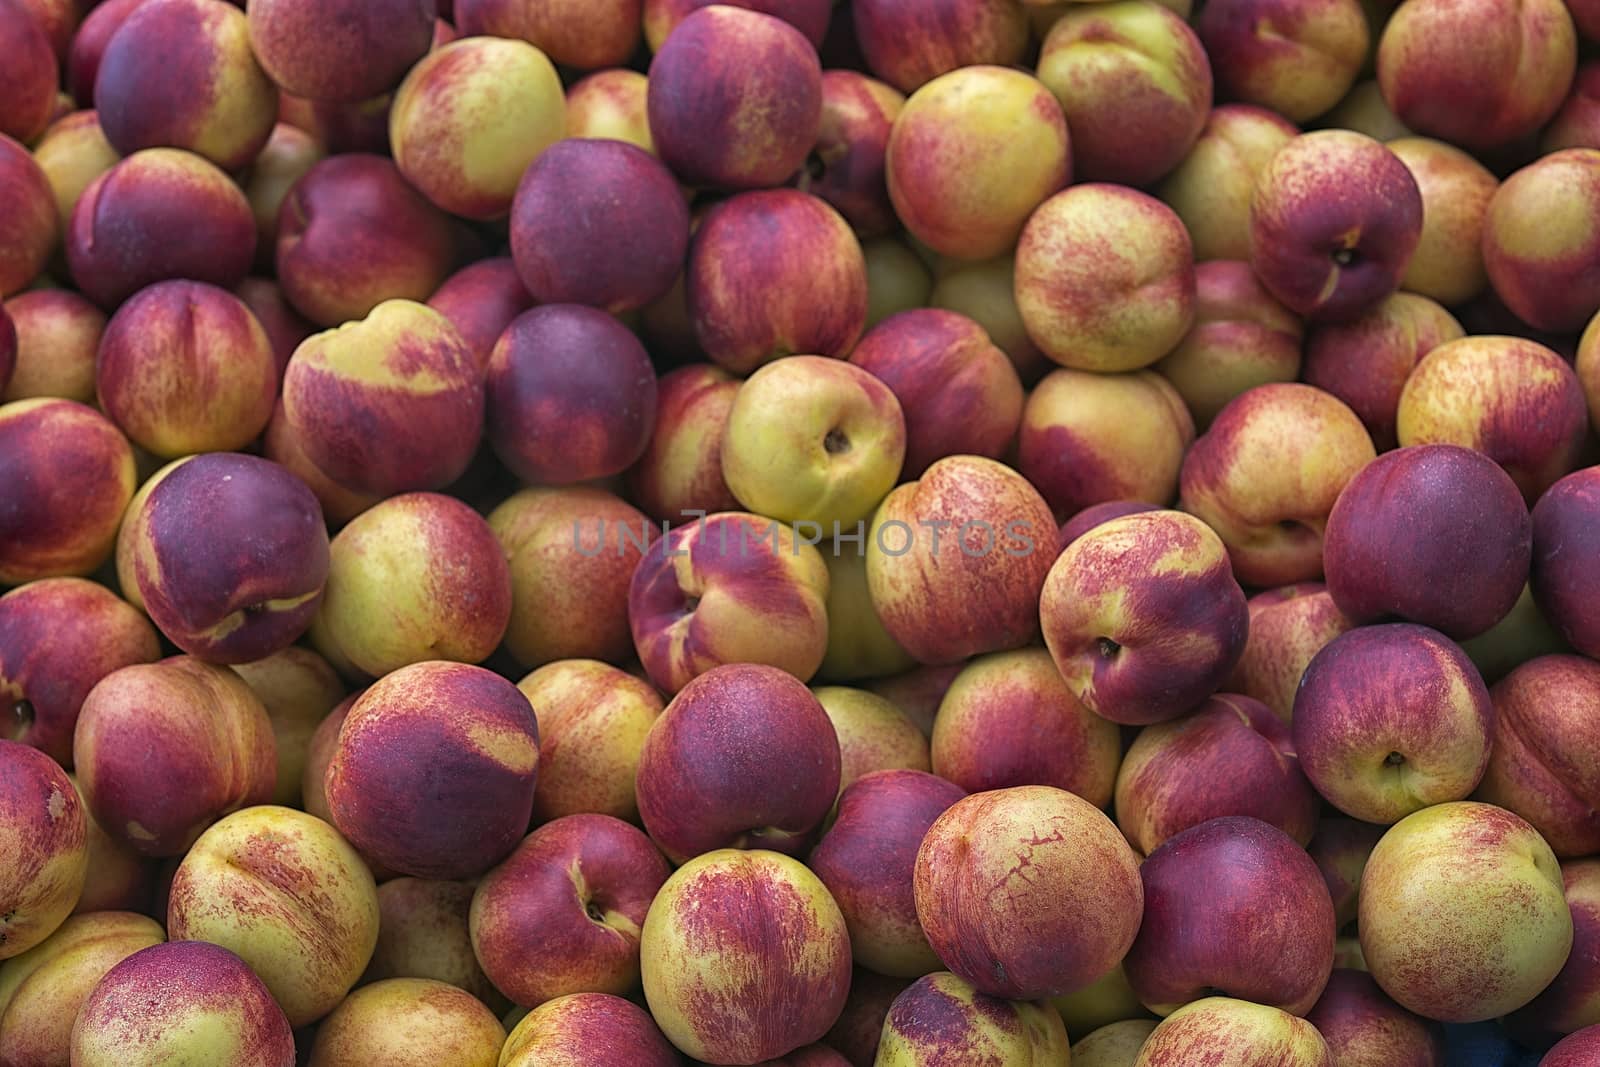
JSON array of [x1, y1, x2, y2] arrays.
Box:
[[3, 0, 1600, 1065]]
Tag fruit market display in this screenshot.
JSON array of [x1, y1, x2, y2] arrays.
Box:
[[9, 0, 1600, 1064]]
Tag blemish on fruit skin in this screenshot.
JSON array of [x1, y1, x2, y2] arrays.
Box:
[[886, 976, 999, 1057]]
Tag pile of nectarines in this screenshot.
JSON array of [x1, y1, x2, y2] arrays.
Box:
[[6, 0, 1600, 1064]]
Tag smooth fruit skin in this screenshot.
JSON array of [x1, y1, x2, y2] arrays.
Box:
[[808, 769, 967, 978], [1507, 859, 1600, 1042], [1322, 444, 1532, 641], [818, 548, 916, 685], [565, 68, 654, 151], [866, 456, 1057, 666], [1249, 130, 1423, 323], [486, 305, 658, 486], [325, 662, 540, 881], [274, 155, 457, 329], [0, 131, 60, 300], [823, 968, 908, 1067], [469, 814, 670, 1008], [627, 512, 831, 694], [67, 148, 256, 310], [1116, 693, 1321, 855], [639, 848, 852, 1064], [246, 0, 436, 103], [390, 36, 566, 221], [0, 304, 14, 396], [0, 578, 160, 767], [874, 971, 1072, 1066], [721, 355, 906, 531], [282, 299, 484, 498], [1482, 149, 1600, 335], [1546, 62, 1600, 152], [365, 878, 500, 1006], [463, 0, 646, 66], [426, 258, 534, 371], [1532, 467, 1600, 661], [122, 452, 330, 665], [625, 364, 742, 525], [1157, 105, 1299, 263], [1132, 997, 1333, 1066], [1310, 817, 1388, 929], [1304, 968, 1446, 1067], [1178, 382, 1376, 588], [914, 785, 1144, 1001], [1228, 582, 1355, 723], [231, 646, 346, 807], [1040, 509, 1250, 726], [1476, 655, 1600, 858], [646, 6, 822, 190], [1359, 801, 1574, 1023], [1154, 259, 1304, 431], [1124, 816, 1337, 1017], [499, 992, 684, 1067], [166, 805, 380, 1028], [1036, 0, 1212, 187], [886, 65, 1071, 262], [1545, 1026, 1600, 1066], [1300, 291, 1465, 452], [94, 0, 277, 171], [848, 308, 1024, 480], [73, 657, 277, 859], [816, 686, 930, 790], [1017, 367, 1195, 523], [1376, 0, 1577, 152], [797, 70, 904, 238], [246, 127, 326, 278], [71, 780, 155, 918], [1582, 311, 1600, 432], [1051, 962, 1148, 1040], [312, 492, 512, 678], [634, 663, 841, 864], [852, 0, 1029, 95], [305, 977, 506, 1067], [1195, 0, 1368, 123], [0, 741, 88, 961], [1072, 1020, 1160, 1067], [261, 400, 380, 529], [1388, 138, 1498, 307], [1059, 501, 1164, 551], [1291, 623, 1495, 825], [516, 659, 664, 824], [510, 138, 687, 311], [0, 0, 57, 144], [930, 648, 1122, 804], [1014, 184, 1195, 373], [96, 280, 278, 459], [0, 399, 135, 587], [68, 940, 296, 1067], [686, 189, 868, 375], [0, 911, 165, 1066], [1395, 335, 1580, 508]]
